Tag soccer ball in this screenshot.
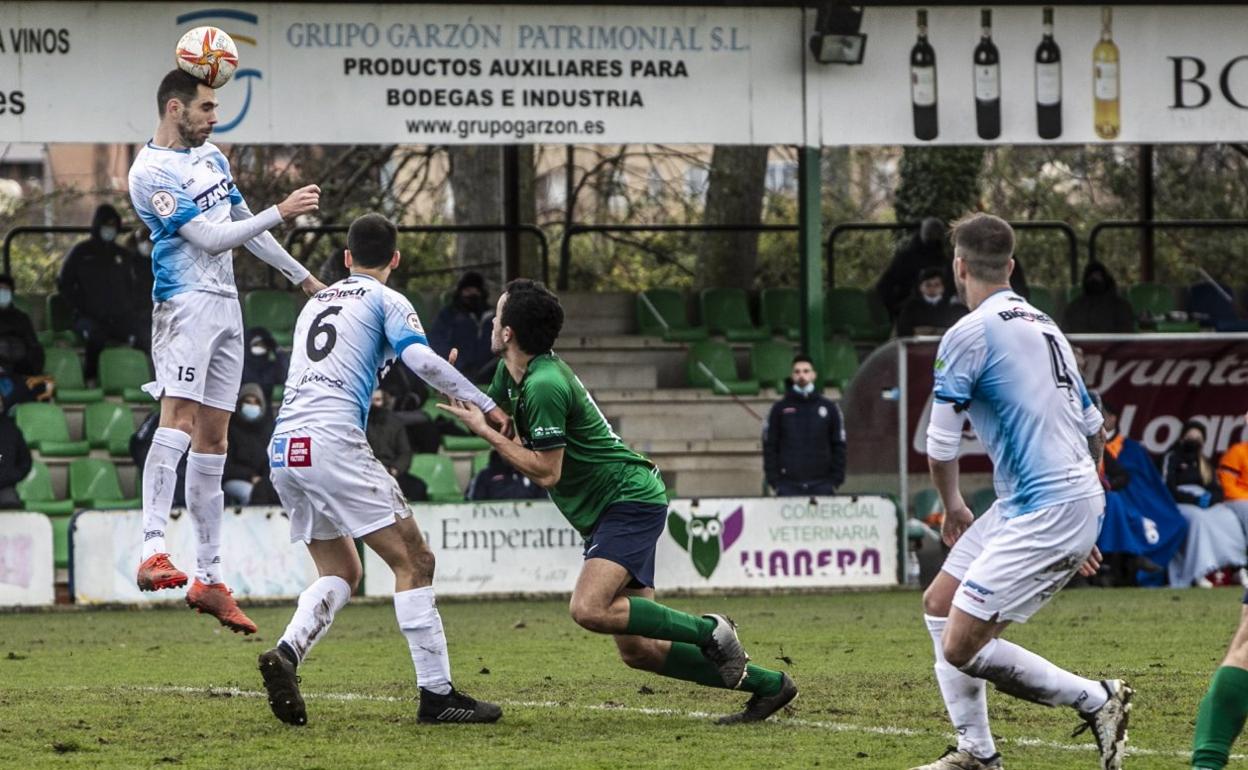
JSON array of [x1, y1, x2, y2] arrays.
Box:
[[175, 26, 239, 88]]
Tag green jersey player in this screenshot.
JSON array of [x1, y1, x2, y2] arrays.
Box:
[[440, 279, 796, 723]]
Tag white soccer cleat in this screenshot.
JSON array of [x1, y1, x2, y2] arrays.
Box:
[[908, 746, 1003, 770], [1073, 679, 1133, 770], [699, 613, 750, 688]]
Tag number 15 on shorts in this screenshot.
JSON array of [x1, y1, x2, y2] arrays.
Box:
[[177, 366, 196, 382]]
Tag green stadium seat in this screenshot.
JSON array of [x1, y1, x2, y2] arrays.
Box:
[[1127, 282, 1176, 318], [1029, 286, 1058, 317], [98, 348, 154, 403], [750, 340, 795, 391], [826, 288, 891, 342], [243, 290, 299, 347], [760, 288, 800, 339], [84, 402, 134, 457], [49, 514, 73, 570], [686, 340, 759, 395], [700, 288, 769, 342], [636, 289, 707, 341], [14, 403, 90, 457], [967, 487, 997, 518], [45, 348, 103, 403], [16, 461, 75, 516], [823, 340, 859, 389], [442, 434, 490, 452], [1155, 320, 1201, 333], [69, 458, 140, 510], [408, 454, 464, 503]]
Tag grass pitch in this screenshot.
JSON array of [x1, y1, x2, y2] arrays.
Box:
[[0, 587, 1240, 769]]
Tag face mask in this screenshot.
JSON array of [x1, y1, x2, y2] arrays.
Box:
[[922, 293, 943, 306], [137, 241, 153, 258], [0, 289, 12, 309], [240, 403, 263, 421], [794, 382, 816, 396], [249, 344, 268, 357], [100, 226, 118, 242], [1182, 438, 1202, 454]]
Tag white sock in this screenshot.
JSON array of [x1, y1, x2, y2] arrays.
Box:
[[925, 615, 996, 758], [395, 587, 452, 695], [185, 451, 227, 584], [141, 427, 190, 560], [279, 575, 351, 663], [962, 637, 1109, 714]]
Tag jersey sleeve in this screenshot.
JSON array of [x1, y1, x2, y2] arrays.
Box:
[[523, 371, 570, 451], [380, 290, 430, 355], [132, 163, 200, 240], [932, 320, 987, 409]]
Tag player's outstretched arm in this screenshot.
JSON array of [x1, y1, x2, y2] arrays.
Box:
[[176, 185, 320, 257], [399, 343, 503, 421], [230, 196, 325, 295]]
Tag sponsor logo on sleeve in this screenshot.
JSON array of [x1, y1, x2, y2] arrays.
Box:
[[406, 313, 423, 333], [150, 190, 177, 218]]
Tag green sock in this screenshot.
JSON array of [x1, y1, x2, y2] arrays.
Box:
[[625, 597, 715, 645], [657, 643, 786, 697], [1193, 666, 1248, 769]]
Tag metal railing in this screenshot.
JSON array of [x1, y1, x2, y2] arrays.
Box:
[[282, 223, 550, 288], [2, 226, 99, 275], [557, 223, 799, 291], [826, 220, 1080, 287], [1088, 219, 1248, 283]]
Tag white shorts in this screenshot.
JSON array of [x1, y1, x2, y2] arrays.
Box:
[[144, 291, 244, 412], [268, 424, 411, 544], [943, 494, 1105, 624]]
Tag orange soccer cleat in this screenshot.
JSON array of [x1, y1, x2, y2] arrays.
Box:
[[136, 553, 189, 592], [186, 579, 258, 635]]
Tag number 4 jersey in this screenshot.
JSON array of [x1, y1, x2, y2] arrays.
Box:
[[932, 289, 1104, 517], [276, 274, 426, 432]]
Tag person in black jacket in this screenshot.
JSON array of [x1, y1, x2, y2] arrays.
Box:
[[0, 394, 32, 509], [895, 267, 968, 337], [429, 271, 496, 382], [1061, 261, 1136, 334], [876, 218, 948, 321], [366, 389, 428, 502], [467, 450, 549, 501], [240, 327, 290, 405], [762, 354, 847, 497], [223, 383, 279, 506], [57, 204, 151, 379], [0, 274, 43, 378]]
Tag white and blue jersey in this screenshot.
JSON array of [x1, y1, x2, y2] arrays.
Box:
[[275, 274, 427, 432], [933, 289, 1103, 518], [127, 140, 243, 301]]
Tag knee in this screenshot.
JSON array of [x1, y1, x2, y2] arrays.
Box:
[[568, 597, 609, 633], [922, 585, 951, 618], [942, 637, 979, 671], [333, 566, 362, 595], [408, 540, 435, 581]]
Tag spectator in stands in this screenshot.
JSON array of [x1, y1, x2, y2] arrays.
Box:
[[57, 203, 151, 379], [763, 354, 846, 497], [1061, 261, 1135, 334], [223, 383, 279, 506], [429, 271, 496, 382], [1218, 411, 1248, 535], [241, 327, 289, 405], [366, 388, 428, 501], [132, 407, 186, 508], [379, 363, 442, 454], [0, 394, 32, 509], [0, 274, 43, 377], [1163, 420, 1248, 588], [894, 267, 967, 337], [467, 450, 549, 501], [876, 217, 947, 321]]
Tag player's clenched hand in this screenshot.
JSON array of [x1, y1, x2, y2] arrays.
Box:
[[300, 275, 327, 296], [1078, 545, 1103, 578], [486, 406, 511, 437], [278, 185, 320, 220], [438, 399, 489, 435], [941, 503, 974, 547]]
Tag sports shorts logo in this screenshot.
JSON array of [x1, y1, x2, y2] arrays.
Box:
[[270, 436, 312, 468], [151, 190, 177, 218]]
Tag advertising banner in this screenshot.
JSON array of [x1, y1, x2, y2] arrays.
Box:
[[72, 508, 318, 604], [0, 513, 55, 607], [364, 497, 899, 597]]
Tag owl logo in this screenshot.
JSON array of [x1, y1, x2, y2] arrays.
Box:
[[667, 506, 744, 579]]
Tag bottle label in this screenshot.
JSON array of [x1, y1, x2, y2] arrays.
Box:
[[912, 66, 936, 106], [975, 64, 1000, 101], [1036, 62, 1061, 105], [1094, 62, 1118, 100]]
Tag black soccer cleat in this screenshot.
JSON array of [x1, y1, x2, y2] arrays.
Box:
[[717, 673, 798, 725], [258, 648, 307, 726], [418, 686, 503, 724], [699, 613, 750, 688]]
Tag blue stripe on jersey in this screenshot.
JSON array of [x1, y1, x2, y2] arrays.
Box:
[[394, 334, 429, 356], [151, 240, 184, 302], [228, 185, 243, 205]]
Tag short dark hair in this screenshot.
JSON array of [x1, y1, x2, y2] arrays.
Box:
[[500, 279, 564, 355], [157, 69, 204, 117], [950, 212, 1014, 283], [792, 354, 813, 367], [347, 213, 397, 268]]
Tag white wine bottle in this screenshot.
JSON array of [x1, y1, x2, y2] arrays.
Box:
[[911, 9, 938, 141], [973, 9, 1001, 140], [1035, 7, 1062, 139], [1093, 6, 1120, 139]]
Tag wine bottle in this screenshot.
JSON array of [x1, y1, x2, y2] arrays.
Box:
[[973, 9, 1001, 140], [911, 10, 938, 140], [1035, 7, 1062, 139], [1093, 6, 1120, 139]]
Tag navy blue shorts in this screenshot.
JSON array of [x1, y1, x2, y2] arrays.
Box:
[[583, 501, 668, 589]]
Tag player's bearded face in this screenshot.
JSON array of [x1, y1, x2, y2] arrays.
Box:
[[176, 88, 218, 148]]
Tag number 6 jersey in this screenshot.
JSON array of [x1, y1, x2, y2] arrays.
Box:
[[275, 274, 426, 432], [932, 289, 1104, 518]]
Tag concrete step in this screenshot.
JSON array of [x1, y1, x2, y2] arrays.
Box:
[[670, 468, 765, 498], [558, 292, 636, 336], [631, 438, 760, 455], [573, 363, 658, 390], [613, 413, 713, 442]]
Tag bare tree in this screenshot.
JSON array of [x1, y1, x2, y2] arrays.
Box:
[[696, 145, 769, 290]]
